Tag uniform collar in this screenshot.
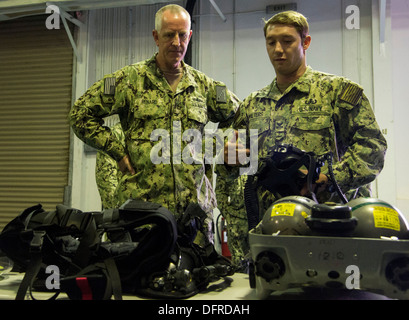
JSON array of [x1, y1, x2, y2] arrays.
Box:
[[261, 66, 314, 100], [145, 54, 197, 93]]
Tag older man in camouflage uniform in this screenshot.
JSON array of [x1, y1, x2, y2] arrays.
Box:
[[70, 5, 239, 240], [224, 11, 387, 217]]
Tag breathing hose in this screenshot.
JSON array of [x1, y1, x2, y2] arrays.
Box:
[[323, 152, 348, 204], [244, 175, 261, 231]]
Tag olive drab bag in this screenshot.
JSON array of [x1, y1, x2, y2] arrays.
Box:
[[0, 199, 234, 300]]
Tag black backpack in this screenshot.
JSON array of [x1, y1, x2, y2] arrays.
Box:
[[0, 199, 234, 300]]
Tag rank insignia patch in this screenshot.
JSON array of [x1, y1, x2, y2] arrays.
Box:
[[216, 85, 227, 103], [340, 83, 363, 105], [104, 77, 116, 95]]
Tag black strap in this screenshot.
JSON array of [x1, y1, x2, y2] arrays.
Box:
[[16, 231, 50, 300], [16, 254, 42, 300], [104, 257, 122, 300], [67, 214, 100, 274]]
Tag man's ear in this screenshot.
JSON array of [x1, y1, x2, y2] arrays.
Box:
[[152, 29, 159, 46], [303, 35, 311, 51]]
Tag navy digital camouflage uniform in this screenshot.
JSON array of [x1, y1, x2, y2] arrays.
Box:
[[230, 66, 387, 216], [70, 54, 239, 241], [95, 122, 124, 209]]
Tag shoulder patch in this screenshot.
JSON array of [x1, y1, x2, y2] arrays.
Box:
[[104, 77, 116, 95], [216, 85, 227, 103], [339, 83, 363, 106]]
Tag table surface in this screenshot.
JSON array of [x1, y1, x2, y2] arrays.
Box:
[[0, 272, 393, 300]]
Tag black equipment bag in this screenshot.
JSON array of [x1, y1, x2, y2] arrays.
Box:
[[0, 199, 233, 300]]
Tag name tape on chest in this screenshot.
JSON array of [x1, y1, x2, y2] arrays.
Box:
[[340, 83, 363, 106]]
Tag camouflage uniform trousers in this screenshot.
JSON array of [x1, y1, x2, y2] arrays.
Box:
[[216, 174, 249, 268]]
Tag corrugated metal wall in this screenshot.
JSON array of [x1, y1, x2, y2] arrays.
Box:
[[0, 15, 73, 230], [87, 5, 163, 128], [82, 5, 171, 129], [89, 4, 174, 82]]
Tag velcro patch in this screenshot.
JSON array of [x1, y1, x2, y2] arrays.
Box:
[[340, 83, 363, 105], [104, 77, 116, 95], [216, 85, 227, 103]]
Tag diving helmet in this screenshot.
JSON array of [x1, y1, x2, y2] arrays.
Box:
[[260, 196, 315, 236], [347, 198, 409, 239]]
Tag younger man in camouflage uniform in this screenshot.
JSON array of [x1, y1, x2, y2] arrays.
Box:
[[224, 11, 387, 216], [70, 5, 239, 240]]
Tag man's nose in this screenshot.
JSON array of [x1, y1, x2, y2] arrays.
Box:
[[274, 41, 284, 53], [171, 34, 181, 46]]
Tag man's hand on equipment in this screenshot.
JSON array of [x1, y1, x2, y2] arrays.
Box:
[[224, 130, 250, 166], [118, 155, 136, 175], [299, 170, 329, 196]]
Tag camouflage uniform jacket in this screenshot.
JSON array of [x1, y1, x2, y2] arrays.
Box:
[[95, 123, 125, 209], [232, 66, 387, 204], [70, 54, 239, 217]]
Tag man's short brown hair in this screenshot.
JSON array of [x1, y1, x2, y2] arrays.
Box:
[[263, 10, 309, 40]]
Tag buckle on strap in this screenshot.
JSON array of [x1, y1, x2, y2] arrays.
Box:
[[30, 230, 46, 253]]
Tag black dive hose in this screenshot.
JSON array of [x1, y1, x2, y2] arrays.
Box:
[[324, 152, 348, 204], [306, 153, 319, 203], [244, 175, 261, 231]]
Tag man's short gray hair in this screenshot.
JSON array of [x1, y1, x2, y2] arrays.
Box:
[[155, 4, 191, 32]]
